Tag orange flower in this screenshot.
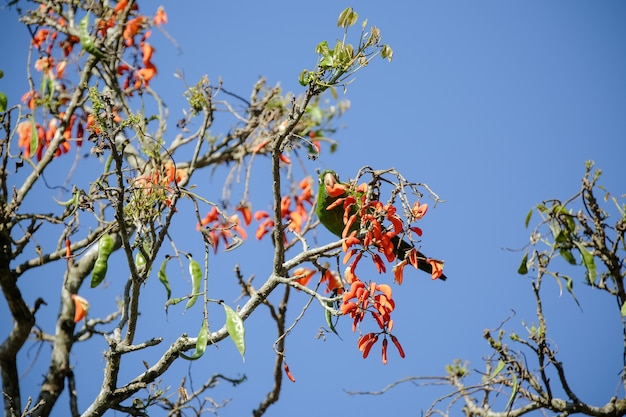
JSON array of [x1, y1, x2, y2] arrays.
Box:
[[291, 267, 316, 287], [410, 226, 423, 237], [344, 265, 357, 284], [254, 210, 270, 221], [411, 201, 428, 220], [56, 60, 67, 79], [32, 29, 50, 48], [427, 258, 444, 280], [21, 91, 39, 110], [252, 139, 270, 153], [114, 0, 138, 13], [255, 218, 274, 240], [392, 259, 408, 285], [134, 62, 157, 88], [371, 254, 386, 274], [323, 269, 343, 293], [154, 6, 168, 26], [283, 362, 296, 383], [197, 207, 249, 252], [228, 214, 247, 240], [34, 57, 55, 76], [17, 120, 44, 160], [342, 230, 360, 252], [59, 35, 80, 56], [236, 204, 252, 226], [65, 238, 72, 259], [141, 42, 155, 66], [71, 294, 89, 323], [382, 337, 388, 364], [299, 176, 314, 203], [197, 207, 219, 230], [280, 196, 291, 218], [86, 113, 100, 134], [279, 153, 291, 164], [288, 209, 303, 233], [390, 334, 405, 358], [123, 16, 147, 46], [357, 333, 378, 359]]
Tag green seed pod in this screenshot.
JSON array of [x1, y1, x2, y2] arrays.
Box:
[[79, 13, 106, 59], [91, 233, 114, 288], [223, 302, 245, 359], [184, 257, 202, 310]]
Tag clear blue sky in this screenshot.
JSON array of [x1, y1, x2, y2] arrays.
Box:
[[1, 1, 625, 416]]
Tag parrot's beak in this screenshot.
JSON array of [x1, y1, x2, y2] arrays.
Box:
[[323, 172, 337, 192], [323, 172, 347, 197]]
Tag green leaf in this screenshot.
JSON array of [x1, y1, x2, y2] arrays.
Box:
[[0, 92, 7, 112], [551, 224, 567, 243], [29, 115, 38, 158], [559, 248, 577, 265], [562, 275, 581, 309], [381, 44, 393, 62], [158, 257, 172, 300], [325, 303, 340, 337], [298, 69, 311, 87], [490, 360, 506, 380], [223, 302, 245, 360], [180, 319, 209, 360], [524, 208, 533, 229], [517, 253, 528, 275], [315, 40, 330, 56], [337, 7, 358, 29], [185, 257, 202, 310], [574, 241, 597, 285], [506, 372, 518, 411]]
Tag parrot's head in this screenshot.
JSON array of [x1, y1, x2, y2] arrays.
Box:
[[318, 170, 346, 199]]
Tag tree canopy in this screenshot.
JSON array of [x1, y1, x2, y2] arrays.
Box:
[[1, 2, 624, 417]]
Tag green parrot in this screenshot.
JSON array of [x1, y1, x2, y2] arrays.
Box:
[[316, 170, 447, 281]]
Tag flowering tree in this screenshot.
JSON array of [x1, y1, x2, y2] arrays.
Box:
[[0, 3, 447, 417]]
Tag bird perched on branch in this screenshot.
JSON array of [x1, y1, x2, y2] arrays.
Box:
[[316, 170, 446, 281]]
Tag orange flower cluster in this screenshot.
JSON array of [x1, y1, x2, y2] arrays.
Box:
[[111, 3, 167, 92], [289, 266, 344, 294], [254, 177, 315, 241], [342, 280, 405, 364], [320, 176, 445, 362], [30, 10, 77, 82], [22, 3, 168, 159], [330, 183, 444, 282], [197, 205, 251, 253], [16, 114, 84, 160], [117, 33, 158, 91], [130, 161, 187, 214]]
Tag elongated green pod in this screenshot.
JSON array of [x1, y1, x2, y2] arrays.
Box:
[[91, 233, 114, 288], [185, 257, 202, 310], [222, 302, 245, 360], [180, 319, 209, 360], [158, 256, 172, 300], [79, 12, 106, 59]]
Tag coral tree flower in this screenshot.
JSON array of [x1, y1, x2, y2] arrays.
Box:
[[71, 294, 89, 323]]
